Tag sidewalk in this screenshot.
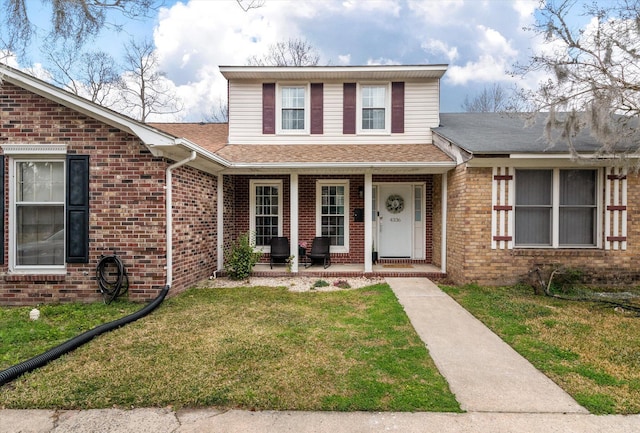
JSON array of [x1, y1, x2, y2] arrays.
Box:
[[387, 277, 587, 413], [2, 277, 640, 432]]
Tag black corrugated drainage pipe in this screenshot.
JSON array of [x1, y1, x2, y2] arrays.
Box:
[[0, 150, 197, 387], [0, 284, 169, 386]]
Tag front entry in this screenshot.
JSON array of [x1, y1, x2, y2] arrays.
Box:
[[377, 184, 413, 258]]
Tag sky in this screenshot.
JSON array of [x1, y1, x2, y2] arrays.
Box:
[[4, 0, 566, 122]]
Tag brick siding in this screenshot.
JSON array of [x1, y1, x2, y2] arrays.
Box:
[[225, 173, 434, 265], [0, 82, 217, 305], [442, 164, 640, 286]]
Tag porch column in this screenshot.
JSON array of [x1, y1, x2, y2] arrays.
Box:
[[217, 173, 224, 271], [441, 172, 447, 274], [364, 172, 373, 273], [290, 173, 299, 273]]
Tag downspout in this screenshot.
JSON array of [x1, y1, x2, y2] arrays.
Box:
[[166, 151, 197, 288]]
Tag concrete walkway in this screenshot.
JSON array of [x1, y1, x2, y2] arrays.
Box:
[[387, 277, 587, 413], [2, 277, 640, 432]]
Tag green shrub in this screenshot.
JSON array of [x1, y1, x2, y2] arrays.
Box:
[[313, 279, 330, 288], [224, 232, 262, 280]]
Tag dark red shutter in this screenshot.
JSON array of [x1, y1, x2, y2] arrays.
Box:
[[262, 83, 276, 135], [391, 81, 405, 133], [310, 83, 323, 134], [66, 155, 90, 263], [343, 83, 356, 134]]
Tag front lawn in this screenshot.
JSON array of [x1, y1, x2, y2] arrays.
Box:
[[442, 284, 640, 414], [0, 284, 460, 412]]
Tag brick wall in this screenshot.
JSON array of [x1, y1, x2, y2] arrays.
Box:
[[444, 165, 640, 286], [0, 82, 217, 305], [226, 173, 434, 265], [169, 165, 218, 296]]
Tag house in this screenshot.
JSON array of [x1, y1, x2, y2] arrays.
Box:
[[0, 63, 637, 306]]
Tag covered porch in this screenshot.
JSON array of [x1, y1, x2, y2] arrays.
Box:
[[249, 261, 446, 279], [214, 142, 456, 277]]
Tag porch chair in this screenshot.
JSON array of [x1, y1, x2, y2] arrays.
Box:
[[305, 237, 331, 269], [269, 237, 290, 269]]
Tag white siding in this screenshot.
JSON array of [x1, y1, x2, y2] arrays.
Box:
[[227, 79, 441, 145]]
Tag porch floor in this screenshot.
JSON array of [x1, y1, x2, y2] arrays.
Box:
[[250, 262, 446, 279]]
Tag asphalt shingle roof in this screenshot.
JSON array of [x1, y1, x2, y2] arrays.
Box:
[[435, 112, 604, 154]]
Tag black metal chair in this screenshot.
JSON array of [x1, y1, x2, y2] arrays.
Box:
[[269, 237, 290, 269], [305, 237, 331, 269]]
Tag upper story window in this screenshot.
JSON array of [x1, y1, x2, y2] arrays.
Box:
[[514, 169, 599, 248], [281, 86, 305, 131], [273, 84, 310, 134], [344, 82, 401, 135], [361, 85, 387, 130]]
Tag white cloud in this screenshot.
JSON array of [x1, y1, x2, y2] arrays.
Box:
[[342, 0, 402, 16], [366, 57, 401, 65], [408, 0, 464, 24], [338, 54, 351, 65], [421, 39, 459, 62], [445, 25, 518, 85]]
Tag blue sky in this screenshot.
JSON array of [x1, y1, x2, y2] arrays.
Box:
[[5, 0, 563, 121]]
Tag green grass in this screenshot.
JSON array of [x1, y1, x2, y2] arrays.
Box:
[[0, 300, 141, 368], [0, 284, 460, 412], [442, 284, 640, 414]]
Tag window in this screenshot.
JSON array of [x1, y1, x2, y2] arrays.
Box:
[[281, 86, 305, 130], [316, 180, 349, 252], [515, 169, 598, 247], [250, 180, 283, 250], [360, 85, 386, 130], [15, 160, 65, 267]]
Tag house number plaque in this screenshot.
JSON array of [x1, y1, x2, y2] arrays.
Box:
[[390, 217, 401, 222]]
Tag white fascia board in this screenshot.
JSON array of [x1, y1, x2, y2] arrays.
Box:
[[226, 161, 456, 173], [219, 64, 448, 81]]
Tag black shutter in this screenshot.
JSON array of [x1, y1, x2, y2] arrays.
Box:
[[66, 155, 90, 263], [0, 156, 4, 265]]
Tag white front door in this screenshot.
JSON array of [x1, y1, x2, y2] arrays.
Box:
[[377, 184, 413, 258]]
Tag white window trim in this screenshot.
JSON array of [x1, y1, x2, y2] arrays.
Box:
[[316, 179, 349, 253], [356, 82, 391, 135], [8, 156, 67, 274], [249, 179, 283, 253], [514, 168, 602, 249], [276, 83, 310, 135]]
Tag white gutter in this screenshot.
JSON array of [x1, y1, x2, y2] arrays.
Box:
[[165, 151, 197, 287]]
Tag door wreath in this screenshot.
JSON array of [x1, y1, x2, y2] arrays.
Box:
[[385, 194, 404, 214]]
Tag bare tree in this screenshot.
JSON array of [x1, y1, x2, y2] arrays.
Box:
[[515, 0, 640, 154], [236, 0, 264, 12], [41, 41, 121, 106], [247, 37, 321, 66], [118, 38, 182, 122], [462, 84, 513, 112], [1, 0, 159, 57], [204, 97, 229, 123]]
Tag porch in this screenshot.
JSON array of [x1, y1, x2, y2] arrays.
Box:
[[249, 262, 446, 279]]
